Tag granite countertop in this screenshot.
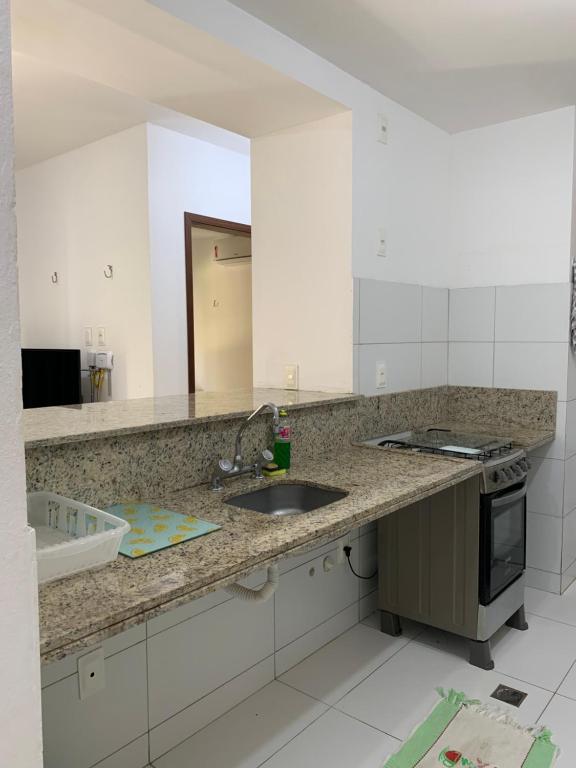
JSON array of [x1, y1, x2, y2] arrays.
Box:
[[39, 444, 481, 662], [24, 389, 360, 448], [428, 420, 555, 452]]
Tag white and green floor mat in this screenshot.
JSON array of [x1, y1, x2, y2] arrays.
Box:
[[384, 689, 558, 768]]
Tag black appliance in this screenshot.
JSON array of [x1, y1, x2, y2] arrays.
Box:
[[21, 348, 82, 409], [479, 482, 527, 605]]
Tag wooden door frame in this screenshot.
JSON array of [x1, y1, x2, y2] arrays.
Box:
[[184, 212, 252, 393]]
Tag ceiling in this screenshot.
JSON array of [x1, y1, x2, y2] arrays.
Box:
[[12, 52, 251, 169], [10, 0, 345, 169], [227, 0, 576, 132], [12, 53, 166, 169]]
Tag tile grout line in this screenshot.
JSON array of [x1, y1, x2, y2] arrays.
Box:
[[492, 286, 496, 387], [145, 620, 151, 766], [150, 653, 275, 734], [149, 658, 276, 763], [254, 687, 331, 768], [329, 629, 425, 709]]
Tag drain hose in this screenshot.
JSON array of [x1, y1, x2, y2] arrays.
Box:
[[224, 565, 280, 603]]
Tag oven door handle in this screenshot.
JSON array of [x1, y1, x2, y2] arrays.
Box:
[[492, 485, 527, 508]]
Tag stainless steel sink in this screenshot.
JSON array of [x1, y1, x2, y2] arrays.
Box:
[[225, 483, 348, 517]]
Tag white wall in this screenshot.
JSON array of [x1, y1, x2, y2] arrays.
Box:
[[0, 1, 43, 763], [252, 112, 354, 392], [450, 107, 576, 288], [146, 123, 251, 396], [150, 0, 454, 289], [192, 235, 252, 391], [16, 125, 154, 401]]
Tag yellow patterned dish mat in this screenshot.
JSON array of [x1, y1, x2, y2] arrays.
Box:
[[106, 503, 221, 558]]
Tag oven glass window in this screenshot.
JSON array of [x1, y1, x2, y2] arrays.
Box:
[[489, 493, 526, 601]]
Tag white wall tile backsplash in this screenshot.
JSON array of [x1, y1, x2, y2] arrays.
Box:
[[565, 400, 576, 459], [525, 567, 562, 594], [358, 280, 421, 344], [422, 287, 449, 342], [495, 284, 571, 343], [562, 507, 576, 573], [563, 454, 576, 515], [421, 343, 448, 387], [493, 342, 569, 397], [357, 343, 421, 395], [527, 458, 565, 517], [449, 287, 496, 342], [448, 342, 494, 387], [527, 512, 563, 573]]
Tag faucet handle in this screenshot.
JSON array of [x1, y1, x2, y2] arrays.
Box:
[[254, 449, 274, 480], [218, 458, 233, 473]]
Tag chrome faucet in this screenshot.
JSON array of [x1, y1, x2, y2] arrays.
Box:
[[210, 402, 280, 491]]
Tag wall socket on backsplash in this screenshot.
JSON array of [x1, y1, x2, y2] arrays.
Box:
[[376, 362, 387, 389]]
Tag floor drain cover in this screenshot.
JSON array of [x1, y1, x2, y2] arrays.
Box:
[[490, 684, 528, 707]]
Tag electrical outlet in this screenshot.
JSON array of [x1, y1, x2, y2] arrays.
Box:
[[78, 647, 105, 700], [377, 228, 387, 258], [376, 362, 387, 389], [377, 113, 388, 144], [97, 326, 106, 346], [284, 363, 299, 390]]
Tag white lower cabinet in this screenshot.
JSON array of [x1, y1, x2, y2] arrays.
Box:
[[147, 591, 274, 728], [274, 545, 358, 650], [42, 642, 148, 768], [41, 528, 366, 766]]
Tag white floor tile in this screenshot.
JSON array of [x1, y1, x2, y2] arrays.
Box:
[[537, 695, 576, 767], [259, 709, 401, 768], [361, 611, 425, 639], [416, 613, 576, 691], [279, 623, 410, 705], [557, 663, 576, 700], [335, 643, 552, 741], [153, 682, 327, 768], [526, 584, 576, 626]]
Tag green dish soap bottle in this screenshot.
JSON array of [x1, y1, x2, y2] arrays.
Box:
[[273, 409, 291, 469]]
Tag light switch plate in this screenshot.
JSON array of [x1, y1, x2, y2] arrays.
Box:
[[97, 326, 106, 346], [376, 362, 387, 389], [284, 363, 299, 390], [78, 647, 105, 700], [84, 326, 93, 346]]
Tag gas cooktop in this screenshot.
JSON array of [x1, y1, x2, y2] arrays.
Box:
[[361, 428, 529, 493], [366, 428, 514, 460]]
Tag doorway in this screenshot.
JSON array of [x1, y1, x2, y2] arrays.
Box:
[[184, 213, 252, 393]]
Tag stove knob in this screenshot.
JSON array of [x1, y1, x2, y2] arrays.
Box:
[[490, 470, 499, 483], [513, 462, 524, 477], [504, 468, 514, 480]]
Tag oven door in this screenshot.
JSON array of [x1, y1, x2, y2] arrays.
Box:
[[479, 482, 527, 606]]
